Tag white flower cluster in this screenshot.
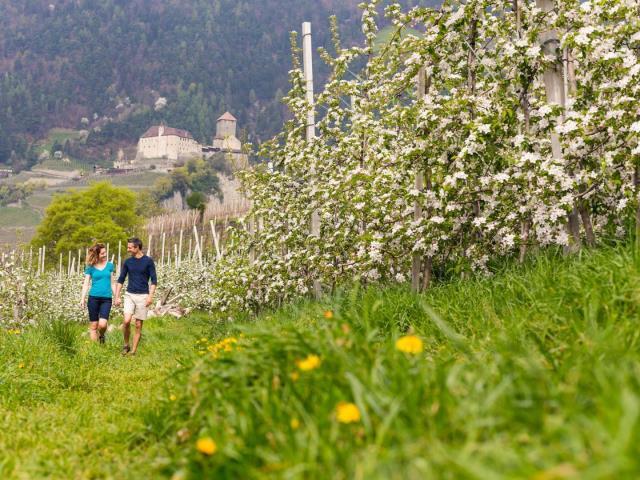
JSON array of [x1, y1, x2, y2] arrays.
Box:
[[3, 0, 639, 322]]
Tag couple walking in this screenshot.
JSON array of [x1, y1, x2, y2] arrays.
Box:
[[79, 237, 157, 355]]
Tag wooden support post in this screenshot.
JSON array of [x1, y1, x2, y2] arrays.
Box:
[[118, 241, 122, 275], [210, 219, 222, 261], [161, 232, 166, 267], [178, 229, 184, 266]]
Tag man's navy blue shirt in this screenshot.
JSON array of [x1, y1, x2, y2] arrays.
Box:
[[117, 255, 157, 294]]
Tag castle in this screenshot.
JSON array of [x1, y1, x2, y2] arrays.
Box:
[[124, 112, 247, 171]]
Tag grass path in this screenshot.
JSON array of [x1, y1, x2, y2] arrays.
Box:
[[0, 317, 209, 479]]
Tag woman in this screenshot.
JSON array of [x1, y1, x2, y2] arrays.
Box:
[[80, 243, 116, 344]]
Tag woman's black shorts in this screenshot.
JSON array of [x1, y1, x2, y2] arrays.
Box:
[[87, 296, 112, 322]]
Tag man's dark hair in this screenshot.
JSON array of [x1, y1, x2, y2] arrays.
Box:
[[128, 237, 143, 250]]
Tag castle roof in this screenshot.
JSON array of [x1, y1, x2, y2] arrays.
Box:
[[217, 111, 237, 122], [141, 126, 194, 139]]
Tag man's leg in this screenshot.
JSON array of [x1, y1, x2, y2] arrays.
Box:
[[131, 318, 143, 354], [123, 312, 133, 349], [89, 321, 99, 342]]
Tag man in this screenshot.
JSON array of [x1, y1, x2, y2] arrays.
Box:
[[114, 237, 157, 356]]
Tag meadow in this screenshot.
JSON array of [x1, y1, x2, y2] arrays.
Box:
[[1, 243, 638, 479]]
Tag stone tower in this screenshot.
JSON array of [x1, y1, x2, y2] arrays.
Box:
[[216, 111, 237, 139]]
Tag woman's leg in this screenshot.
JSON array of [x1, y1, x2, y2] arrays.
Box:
[[89, 321, 99, 341], [98, 318, 108, 336]]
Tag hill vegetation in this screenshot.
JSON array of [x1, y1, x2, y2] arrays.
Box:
[[0, 0, 434, 169]]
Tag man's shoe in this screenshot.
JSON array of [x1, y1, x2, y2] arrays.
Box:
[[122, 345, 130, 356], [99, 334, 106, 345]]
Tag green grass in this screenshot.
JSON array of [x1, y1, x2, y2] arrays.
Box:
[[0, 205, 42, 227], [35, 128, 86, 155], [156, 245, 640, 479], [0, 316, 210, 479], [1, 245, 640, 479]]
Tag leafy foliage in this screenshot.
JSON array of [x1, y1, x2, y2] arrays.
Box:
[[30, 182, 141, 256]]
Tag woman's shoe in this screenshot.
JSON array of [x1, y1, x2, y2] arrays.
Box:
[[122, 345, 130, 356]]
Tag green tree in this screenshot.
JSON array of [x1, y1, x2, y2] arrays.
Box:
[[186, 190, 207, 222], [31, 182, 142, 257]]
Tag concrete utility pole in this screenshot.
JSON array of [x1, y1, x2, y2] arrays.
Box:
[[303, 21, 322, 299], [536, 0, 581, 252], [412, 67, 427, 293]]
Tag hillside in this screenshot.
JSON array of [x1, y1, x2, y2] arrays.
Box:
[[0, 0, 434, 169], [1, 244, 639, 478]]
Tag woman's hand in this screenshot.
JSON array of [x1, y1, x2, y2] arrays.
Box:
[[79, 298, 86, 309]]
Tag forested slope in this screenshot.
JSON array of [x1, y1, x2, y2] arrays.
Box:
[[0, 0, 434, 168]]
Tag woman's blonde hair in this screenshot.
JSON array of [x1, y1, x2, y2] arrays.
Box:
[[86, 243, 106, 266]]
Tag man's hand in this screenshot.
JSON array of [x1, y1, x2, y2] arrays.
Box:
[[115, 297, 122, 307], [145, 295, 154, 307], [79, 298, 86, 309]]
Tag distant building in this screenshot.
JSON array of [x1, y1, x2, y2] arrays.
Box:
[[137, 125, 201, 162], [202, 112, 248, 169]]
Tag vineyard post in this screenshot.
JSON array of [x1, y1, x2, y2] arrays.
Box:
[[59, 253, 63, 278], [178, 229, 184, 266], [29, 246, 33, 271], [193, 224, 203, 265], [303, 21, 322, 299], [148, 234, 153, 258], [210, 219, 221, 261], [161, 232, 166, 267], [188, 237, 193, 261], [42, 245, 46, 275], [106, 243, 109, 260], [118, 241, 122, 274], [67, 251, 72, 276]]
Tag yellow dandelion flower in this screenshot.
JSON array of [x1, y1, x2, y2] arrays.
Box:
[[169, 394, 177, 401], [18, 362, 24, 369], [290, 418, 300, 430], [289, 371, 300, 382], [296, 354, 321, 371], [200, 337, 208, 343], [395, 335, 423, 354], [336, 402, 361, 424], [196, 437, 217, 456], [324, 310, 334, 319]]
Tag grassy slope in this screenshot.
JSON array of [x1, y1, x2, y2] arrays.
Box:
[[0, 317, 209, 479], [157, 245, 640, 479], [1, 245, 640, 479]]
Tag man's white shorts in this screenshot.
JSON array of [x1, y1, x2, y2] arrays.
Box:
[[124, 292, 149, 320]]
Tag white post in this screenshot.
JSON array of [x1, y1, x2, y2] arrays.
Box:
[[37, 247, 42, 276], [118, 241, 122, 275], [193, 225, 203, 265], [59, 253, 63, 277], [412, 67, 426, 293], [41, 245, 46, 275], [106, 243, 109, 261], [178, 229, 184, 266], [303, 21, 322, 299], [68, 251, 72, 276], [148, 234, 153, 258], [210, 219, 222, 261], [161, 232, 166, 267]]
